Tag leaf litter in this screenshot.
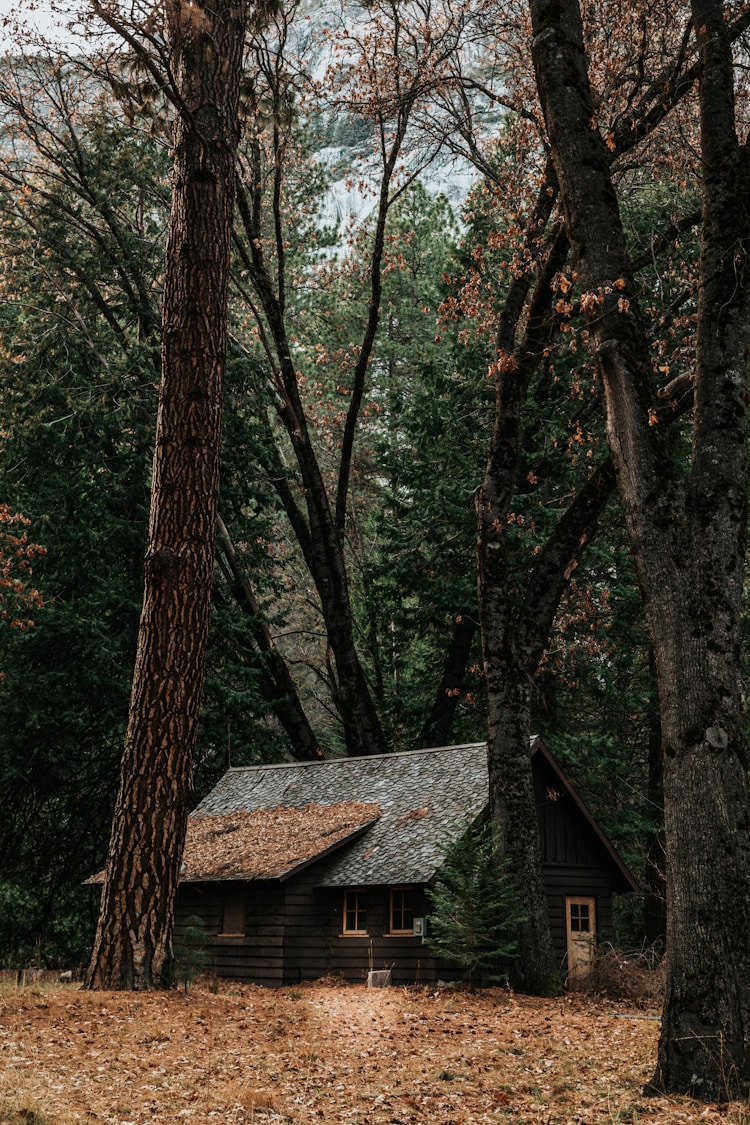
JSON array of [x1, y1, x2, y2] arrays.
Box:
[[0, 980, 747, 1124]]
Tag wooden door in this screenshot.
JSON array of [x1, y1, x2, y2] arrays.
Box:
[[565, 896, 596, 982]]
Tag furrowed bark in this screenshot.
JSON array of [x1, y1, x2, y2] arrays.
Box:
[[86, 0, 247, 990], [477, 204, 570, 991]]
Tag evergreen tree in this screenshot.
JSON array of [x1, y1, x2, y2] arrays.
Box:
[[426, 820, 525, 986]]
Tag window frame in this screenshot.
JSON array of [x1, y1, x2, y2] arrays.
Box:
[[218, 883, 246, 937], [388, 886, 416, 936], [342, 889, 369, 936]]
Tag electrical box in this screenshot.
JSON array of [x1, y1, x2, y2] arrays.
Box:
[[413, 917, 427, 940]]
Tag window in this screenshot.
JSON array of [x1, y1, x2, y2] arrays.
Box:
[[389, 887, 416, 935], [343, 890, 369, 935], [219, 884, 246, 936], [569, 900, 591, 932]]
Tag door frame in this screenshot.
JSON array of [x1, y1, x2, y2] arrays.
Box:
[[565, 894, 596, 982]]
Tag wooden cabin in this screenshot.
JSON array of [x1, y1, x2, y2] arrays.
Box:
[[173, 738, 638, 986]]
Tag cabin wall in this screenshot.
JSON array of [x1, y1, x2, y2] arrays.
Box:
[[173, 745, 631, 987], [280, 867, 329, 982], [533, 753, 622, 970], [176, 879, 461, 986], [175, 881, 285, 985], [176, 867, 620, 986], [309, 885, 456, 986], [543, 865, 615, 973]]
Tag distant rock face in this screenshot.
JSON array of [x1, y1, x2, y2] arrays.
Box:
[[292, 0, 497, 234], [314, 144, 478, 233], [3, 0, 494, 231]]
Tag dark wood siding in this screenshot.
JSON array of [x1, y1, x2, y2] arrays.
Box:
[[282, 867, 331, 983], [176, 879, 464, 985], [172, 743, 634, 987], [533, 753, 623, 970], [543, 865, 616, 971], [535, 754, 612, 869], [309, 885, 463, 986], [176, 863, 622, 986], [175, 881, 285, 985]]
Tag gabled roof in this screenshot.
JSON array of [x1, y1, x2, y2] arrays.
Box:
[[530, 736, 639, 892], [192, 743, 489, 886], [189, 738, 639, 892], [182, 802, 381, 882]]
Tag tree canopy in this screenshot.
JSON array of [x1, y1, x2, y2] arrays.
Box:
[[2, 0, 750, 1097]]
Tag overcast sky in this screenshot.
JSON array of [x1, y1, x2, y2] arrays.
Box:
[[0, 0, 79, 49]]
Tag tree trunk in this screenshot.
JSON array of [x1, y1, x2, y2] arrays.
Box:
[[231, 75, 417, 760], [86, 0, 246, 990], [215, 515, 323, 761], [479, 442, 615, 991], [643, 648, 666, 948], [419, 609, 478, 749], [529, 0, 750, 1095]]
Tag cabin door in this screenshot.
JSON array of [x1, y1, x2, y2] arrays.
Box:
[[565, 896, 596, 982]]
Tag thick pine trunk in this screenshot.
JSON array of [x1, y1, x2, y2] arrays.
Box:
[[529, 0, 750, 1094], [86, 0, 246, 990], [643, 653, 666, 947]]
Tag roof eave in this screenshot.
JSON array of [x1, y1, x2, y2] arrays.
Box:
[[532, 735, 641, 893]]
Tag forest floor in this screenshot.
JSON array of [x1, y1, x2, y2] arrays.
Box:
[[0, 977, 748, 1125]]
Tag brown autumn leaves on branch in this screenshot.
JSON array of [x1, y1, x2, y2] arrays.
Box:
[[0, 505, 44, 641]]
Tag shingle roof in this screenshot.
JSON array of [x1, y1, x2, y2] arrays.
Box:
[[181, 802, 381, 882], [191, 743, 489, 886]]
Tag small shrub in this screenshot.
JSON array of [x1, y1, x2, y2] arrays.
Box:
[[577, 943, 665, 1005], [173, 916, 209, 993]]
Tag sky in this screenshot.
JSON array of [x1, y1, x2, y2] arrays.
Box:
[[0, 0, 78, 50]]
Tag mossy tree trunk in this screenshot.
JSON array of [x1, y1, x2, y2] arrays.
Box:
[[529, 0, 750, 1095]]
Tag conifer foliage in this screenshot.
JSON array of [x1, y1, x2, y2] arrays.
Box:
[[426, 821, 525, 987]]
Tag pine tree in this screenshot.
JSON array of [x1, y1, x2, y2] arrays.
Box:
[[426, 821, 525, 987]]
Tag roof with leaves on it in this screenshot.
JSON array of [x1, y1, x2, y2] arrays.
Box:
[[180, 802, 381, 883], [190, 743, 490, 887]]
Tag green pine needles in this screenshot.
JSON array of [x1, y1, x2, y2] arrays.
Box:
[[173, 916, 209, 993], [426, 820, 526, 987]]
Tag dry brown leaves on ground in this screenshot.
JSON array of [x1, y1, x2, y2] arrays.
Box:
[[86, 804, 382, 887], [0, 980, 748, 1125]]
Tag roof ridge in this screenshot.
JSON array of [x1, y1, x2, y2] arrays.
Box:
[[226, 742, 487, 774]]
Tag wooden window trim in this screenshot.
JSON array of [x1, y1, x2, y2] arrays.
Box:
[[388, 886, 416, 936], [342, 889, 369, 936]]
